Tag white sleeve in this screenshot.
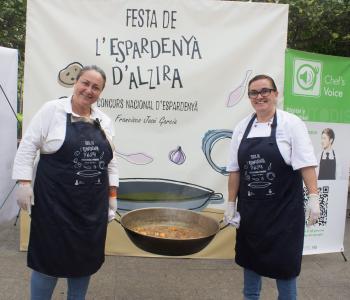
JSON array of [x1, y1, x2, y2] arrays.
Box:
[[101, 116, 119, 187], [289, 117, 318, 170], [335, 152, 344, 179], [226, 125, 242, 172], [315, 151, 321, 178], [12, 102, 54, 180]]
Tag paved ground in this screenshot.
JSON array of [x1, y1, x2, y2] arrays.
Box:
[[0, 216, 349, 300]]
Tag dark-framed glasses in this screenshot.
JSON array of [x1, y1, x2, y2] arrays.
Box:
[[248, 88, 276, 99]]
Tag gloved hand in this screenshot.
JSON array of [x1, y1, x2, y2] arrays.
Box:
[[223, 201, 241, 228], [15, 182, 34, 215], [108, 197, 117, 222], [306, 193, 320, 226]]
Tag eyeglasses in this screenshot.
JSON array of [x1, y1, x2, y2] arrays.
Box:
[[248, 88, 276, 99]]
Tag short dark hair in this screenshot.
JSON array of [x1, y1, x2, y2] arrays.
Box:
[[248, 74, 277, 91], [76, 65, 106, 89], [322, 128, 335, 144]]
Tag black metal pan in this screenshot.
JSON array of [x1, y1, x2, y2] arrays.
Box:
[[115, 207, 228, 256]]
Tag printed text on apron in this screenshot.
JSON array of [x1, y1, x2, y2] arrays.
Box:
[[28, 114, 113, 277], [235, 113, 305, 279]]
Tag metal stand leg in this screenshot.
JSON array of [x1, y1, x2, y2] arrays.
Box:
[[13, 208, 21, 226], [341, 252, 348, 262]]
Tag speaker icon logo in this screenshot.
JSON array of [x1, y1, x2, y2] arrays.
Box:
[[293, 59, 322, 97]]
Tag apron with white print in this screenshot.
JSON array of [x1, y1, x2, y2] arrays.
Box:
[[235, 113, 305, 279], [28, 114, 112, 277]]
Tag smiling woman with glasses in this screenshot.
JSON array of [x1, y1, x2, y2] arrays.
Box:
[[248, 87, 276, 99], [224, 74, 320, 300]]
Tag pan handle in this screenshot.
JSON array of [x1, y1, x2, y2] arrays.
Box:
[[209, 192, 224, 202], [113, 210, 122, 224], [219, 220, 230, 231]]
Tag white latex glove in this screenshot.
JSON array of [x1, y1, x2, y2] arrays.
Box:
[[228, 211, 241, 229], [108, 197, 117, 222], [108, 208, 116, 222], [306, 193, 320, 226], [15, 182, 34, 215], [223, 201, 240, 228]]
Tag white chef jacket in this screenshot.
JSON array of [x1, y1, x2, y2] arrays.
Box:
[[226, 109, 317, 172], [12, 96, 119, 186]]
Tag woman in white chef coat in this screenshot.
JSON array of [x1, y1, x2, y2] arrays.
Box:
[[224, 74, 320, 300], [12, 65, 119, 299]]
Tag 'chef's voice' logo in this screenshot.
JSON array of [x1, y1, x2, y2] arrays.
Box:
[[293, 59, 322, 97]]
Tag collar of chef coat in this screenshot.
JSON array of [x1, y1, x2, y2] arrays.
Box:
[[64, 95, 99, 119], [321, 150, 335, 160]]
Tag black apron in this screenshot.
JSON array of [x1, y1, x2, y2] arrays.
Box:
[[318, 150, 336, 180], [28, 114, 113, 277], [235, 113, 305, 279]]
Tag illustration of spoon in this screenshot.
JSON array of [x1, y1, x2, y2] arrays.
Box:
[[226, 69, 252, 107], [116, 151, 154, 165]]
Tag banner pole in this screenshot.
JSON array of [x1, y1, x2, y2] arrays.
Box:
[[341, 252, 348, 262], [0, 84, 19, 121], [13, 208, 21, 226]]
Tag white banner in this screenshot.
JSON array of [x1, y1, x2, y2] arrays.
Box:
[[0, 46, 18, 224], [22, 0, 289, 256], [284, 49, 350, 255], [304, 122, 349, 254], [23, 0, 288, 204]]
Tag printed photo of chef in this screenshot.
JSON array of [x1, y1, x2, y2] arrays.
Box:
[[317, 128, 342, 180]]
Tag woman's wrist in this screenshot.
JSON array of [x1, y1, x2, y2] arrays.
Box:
[[109, 186, 117, 198], [17, 180, 31, 186]]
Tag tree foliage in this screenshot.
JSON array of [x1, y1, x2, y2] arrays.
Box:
[[236, 0, 350, 57], [0, 0, 26, 98], [0, 0, 26, 60], [287, 0, 350, 57]]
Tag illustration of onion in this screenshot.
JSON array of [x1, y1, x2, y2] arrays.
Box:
[[169, 146, 186, 165]]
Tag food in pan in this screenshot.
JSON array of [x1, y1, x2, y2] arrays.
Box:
[[132, 224, 206, 239]]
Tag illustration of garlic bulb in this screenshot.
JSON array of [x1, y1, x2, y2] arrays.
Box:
[[169, 146, 186, 165]]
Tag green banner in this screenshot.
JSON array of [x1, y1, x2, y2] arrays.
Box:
[[284, 49, 350, 123]]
